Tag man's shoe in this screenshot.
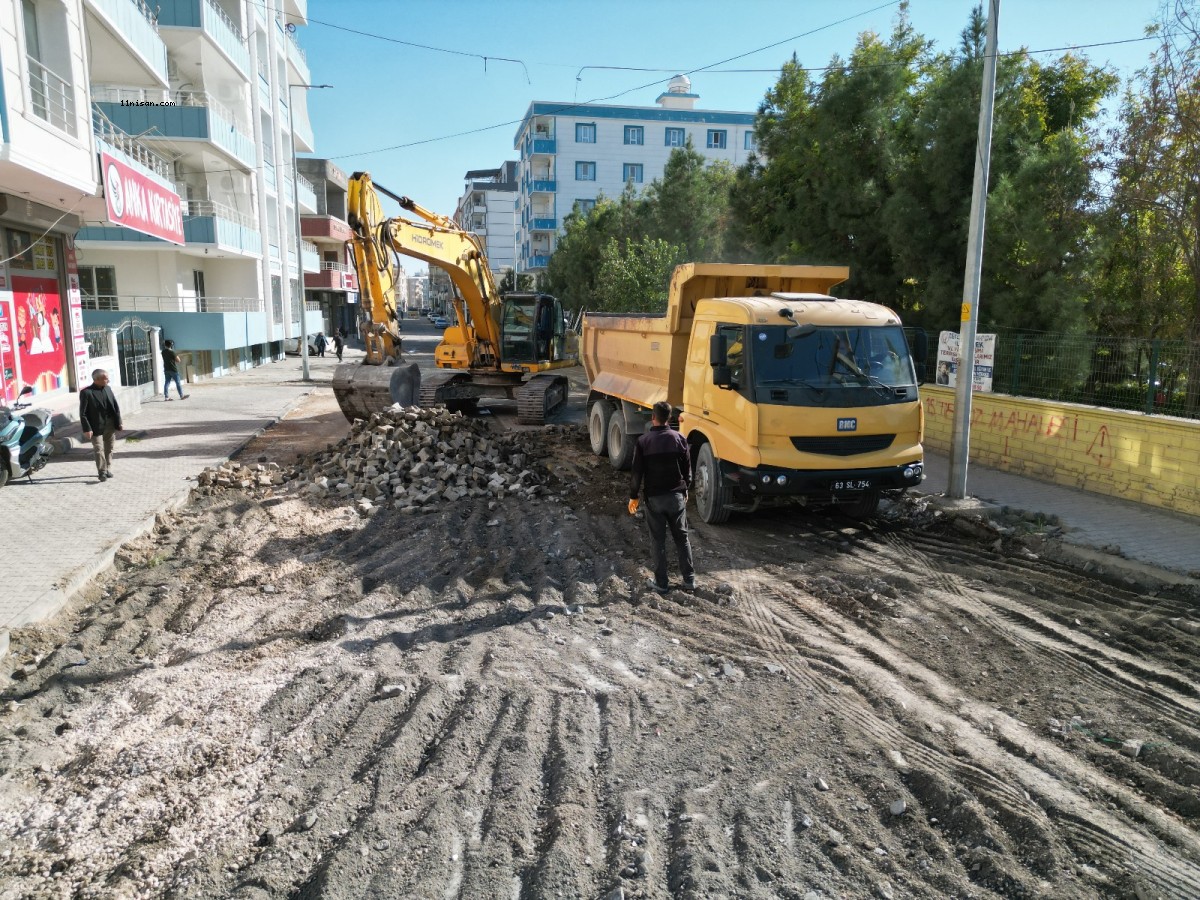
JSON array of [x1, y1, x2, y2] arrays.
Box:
[[165, 396, 173, 401], [105, 470, 113, 478], [180, 394, 189, 400], [647, 579, 670, 596], [97, 472, 107, 482], [682, 578, 697, 592]]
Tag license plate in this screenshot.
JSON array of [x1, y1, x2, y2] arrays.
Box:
[[831, 479, 872, 492]]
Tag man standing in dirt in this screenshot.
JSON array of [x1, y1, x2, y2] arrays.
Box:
[[79, 368, 123, 483], [628, 400, 695, 594]]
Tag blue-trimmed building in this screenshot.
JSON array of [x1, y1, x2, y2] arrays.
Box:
[[512, 75, 756, 274]]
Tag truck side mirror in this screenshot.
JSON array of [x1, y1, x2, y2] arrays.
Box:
[[911, 329, 929, 384], [713, 365, 733, 388], [709, 333, 727, 367]]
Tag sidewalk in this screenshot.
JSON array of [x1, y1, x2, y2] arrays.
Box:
[[919, 450, 1200, 579], [0, 351, 353, 633]]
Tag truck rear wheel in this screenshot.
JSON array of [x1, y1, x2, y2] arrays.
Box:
[[607, 414, 635, 470], [694, 443, 731, 524], [588, 400, 612, 456]]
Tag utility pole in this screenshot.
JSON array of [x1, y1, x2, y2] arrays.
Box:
[[288, 83, 332, 383], [948, 0, 1000, 499]]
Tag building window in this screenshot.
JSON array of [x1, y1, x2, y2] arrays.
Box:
[[575, 122, 596, 143], [665, 127, 685, 147], [623, 163, 643, 184], [78, 265, 117, 309], [6, 229, 55, 271], [707, 129, 727, 150], [744, 132, 757, 151], [575, 199, 596, 216], [575, 161, 596, 181], [624, 125, 644, 145]]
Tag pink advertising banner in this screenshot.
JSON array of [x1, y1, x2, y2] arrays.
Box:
[[101, 150, 185, 245]]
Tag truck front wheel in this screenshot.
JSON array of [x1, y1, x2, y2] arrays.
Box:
[[607, 414, 635, 470], [694, 443, 731, 524], [588, 400, 612, 456]]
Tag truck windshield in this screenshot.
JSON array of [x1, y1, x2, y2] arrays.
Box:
[[749, 324, 917, 407]]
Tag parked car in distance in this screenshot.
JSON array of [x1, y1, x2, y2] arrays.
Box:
[[432, 316, 449, 328]]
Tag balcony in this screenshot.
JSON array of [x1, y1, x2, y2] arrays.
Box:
[[81, 294, 264, 313], [301, 239, 320, 272], [305, 261, 358, 292], [531, 180, 556, 193], [532, 138, 556, 154], [283, 21, 310, 83], [296, 173, 317, 212], [156, 0, 250, 77], [27, 56, 78, 137], [264, 160, 276, 191], [84, 0, 169, 86], [258, 73, 271, 107], [81, 199, 261, 256], [285, 0, 308, 25], [301, 215, 353, 242], [531, 217, 556, 231], [528, 255, 550, 268], [92, 87, 257, 170], [93, 106, 174, 182]]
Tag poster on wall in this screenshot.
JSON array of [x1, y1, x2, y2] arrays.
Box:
[[0, 294, 16, 403], [11, 274, 67, 395], [63, 237, 90, 389], [936, 330, 996, 392]]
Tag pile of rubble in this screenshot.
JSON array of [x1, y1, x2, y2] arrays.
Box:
[[195, 406, 569, 514]]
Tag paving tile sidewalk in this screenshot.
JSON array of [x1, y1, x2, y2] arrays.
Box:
[[919, 450, 1200, 578], [0, 353, 351, 632]]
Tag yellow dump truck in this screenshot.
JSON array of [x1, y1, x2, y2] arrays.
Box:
[[582, 263, 926, 523]]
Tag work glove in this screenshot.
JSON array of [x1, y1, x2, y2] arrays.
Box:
[[627, 498, 639, 516]]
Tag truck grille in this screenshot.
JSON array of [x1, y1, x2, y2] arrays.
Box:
[[790, 434, 895, 456]]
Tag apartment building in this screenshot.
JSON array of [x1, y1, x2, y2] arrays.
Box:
[[512, 75, 756, 274], [452, 162, 517, 278], [0, 0, 102, 403], [73, 0, 321, 389], [297, 156, 363, 338]]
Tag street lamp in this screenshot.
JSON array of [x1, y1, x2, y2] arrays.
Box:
[[288, 82, 332, 382]]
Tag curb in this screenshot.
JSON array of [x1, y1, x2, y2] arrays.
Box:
[[0, 388, 316, 659]]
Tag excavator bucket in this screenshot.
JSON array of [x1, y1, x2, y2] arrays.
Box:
[[332, 362, 421, 422]]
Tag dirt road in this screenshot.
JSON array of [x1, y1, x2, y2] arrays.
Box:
[[1, 389, 1198, 899]]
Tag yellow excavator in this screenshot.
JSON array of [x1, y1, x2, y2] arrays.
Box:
[[332, 172, 579, 424]]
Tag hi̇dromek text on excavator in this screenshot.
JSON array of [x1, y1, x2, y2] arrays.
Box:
[[331, 172, 579, 424]]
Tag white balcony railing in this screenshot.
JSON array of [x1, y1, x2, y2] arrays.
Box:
[[92, 105, 173, 181], [320, 261, 350, 273], [27, 56, 77, 136], [184, 199, 257, 229], [81, 294, 265, 313]]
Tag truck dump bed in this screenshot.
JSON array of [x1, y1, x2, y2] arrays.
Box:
[[582, 263, 849, 409]]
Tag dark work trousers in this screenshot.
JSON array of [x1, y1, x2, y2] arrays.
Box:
[[91, 423, 116, 475], [645, 491, 695, 589]]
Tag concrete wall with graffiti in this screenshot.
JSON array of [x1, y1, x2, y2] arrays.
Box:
[[920, 386, 1200, 518]]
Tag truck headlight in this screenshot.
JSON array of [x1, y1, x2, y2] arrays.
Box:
[[776, 475, 788, 486], [904, 466, 914, 479], [761, 474, 771, 485]]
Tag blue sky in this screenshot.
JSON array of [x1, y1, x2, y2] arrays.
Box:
[[300, 0, 1164, 275]]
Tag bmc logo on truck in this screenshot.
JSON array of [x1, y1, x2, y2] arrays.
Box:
[[837, 418, 858, 432]]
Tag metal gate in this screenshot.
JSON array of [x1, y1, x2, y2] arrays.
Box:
[[116, 323, 154, 393]]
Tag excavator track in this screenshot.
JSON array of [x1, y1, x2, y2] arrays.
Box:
[[418, 370, 478, 408], [332, 361, 421, 422], [516, 374, 569, 425]]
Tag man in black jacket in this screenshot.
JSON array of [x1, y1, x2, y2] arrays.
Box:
[[79, 369, 123, 483], [629, 400, 695, 594]]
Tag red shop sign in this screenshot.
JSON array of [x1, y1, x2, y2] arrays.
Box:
[[101, 150, 185, 245]]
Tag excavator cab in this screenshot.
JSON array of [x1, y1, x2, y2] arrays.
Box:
[[499, 293, 566, 364]]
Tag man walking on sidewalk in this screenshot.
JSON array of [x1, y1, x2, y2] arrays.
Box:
[[628, 400, 696, 594], [79, 369, 123, 483], [333, 331, 344, 362], [162, 339, 188, 400]]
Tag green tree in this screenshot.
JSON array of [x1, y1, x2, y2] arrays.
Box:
[[546, 185, 647, 309], [1098, 1, 1200, 412], [593, 236, 687, 313], [642, 140, 736, 261], [498, 268, 535, 292]]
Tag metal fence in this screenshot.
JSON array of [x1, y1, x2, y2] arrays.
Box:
[[915, 328, 1200, 420]]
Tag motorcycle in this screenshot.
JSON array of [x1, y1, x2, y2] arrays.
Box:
[[0, 385, 57, 487]]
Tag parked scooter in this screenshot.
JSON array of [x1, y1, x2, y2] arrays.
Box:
[[0, 385, 56, 487]]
